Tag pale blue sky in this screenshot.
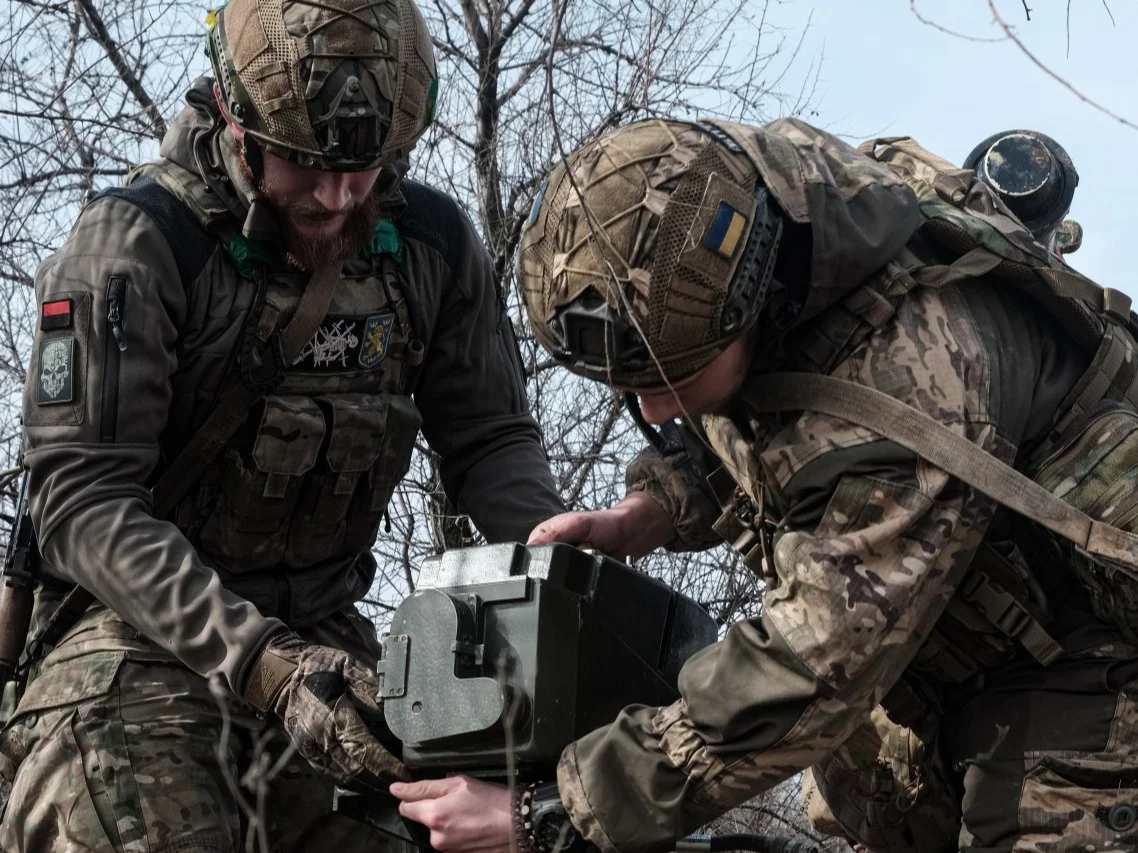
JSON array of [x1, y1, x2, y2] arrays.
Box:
[[773, 0, 1135, 293]]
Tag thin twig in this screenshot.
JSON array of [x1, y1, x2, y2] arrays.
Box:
[[909, 0, 1003, 43], [988, 0, 1138, 132], [71, 0, 167, 139]]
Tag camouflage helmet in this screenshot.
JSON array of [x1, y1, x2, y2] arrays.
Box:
[[520, 119, 782, 390], [207, 0, 438, 171]]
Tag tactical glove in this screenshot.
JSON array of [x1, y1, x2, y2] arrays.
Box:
[[242, 632, 409, 790]]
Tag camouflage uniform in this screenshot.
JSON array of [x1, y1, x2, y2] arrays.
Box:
[[0, 69, 564, 853], [522, 120, 1138, 852]]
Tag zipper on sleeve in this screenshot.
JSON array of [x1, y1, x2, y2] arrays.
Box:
[[100, 275, 128, 442]]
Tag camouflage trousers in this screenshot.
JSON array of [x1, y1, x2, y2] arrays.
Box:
[[803, 657, 1138, 853], [0, 611, 407, 853]]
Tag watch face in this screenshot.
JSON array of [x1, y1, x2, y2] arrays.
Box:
[[532, 791, 578, 853], [538, 817, 573, 853]]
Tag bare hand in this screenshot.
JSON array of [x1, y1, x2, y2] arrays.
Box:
[[527, 491, 674, 560], [391, 776, 512, 853]]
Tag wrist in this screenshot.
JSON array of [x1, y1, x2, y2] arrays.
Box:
[[241, 629, 297, 712], [615, 491, 674, 558], [514, 781, 586, 853]]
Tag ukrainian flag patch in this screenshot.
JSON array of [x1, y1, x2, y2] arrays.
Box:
[[702, 201, 747, 259], [528, 181, 547, 228]]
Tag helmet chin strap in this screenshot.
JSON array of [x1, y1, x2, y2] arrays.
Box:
[[236, 135, 265, 186], [625, 392, 686, 457]]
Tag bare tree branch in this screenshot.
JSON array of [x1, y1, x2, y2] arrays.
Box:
[[73, 0, 168, 138], [909, 1, 1003, 43], [987, 0, 1138, 132]]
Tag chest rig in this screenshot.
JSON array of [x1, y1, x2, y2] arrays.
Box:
[[133, 157, 426, 619]]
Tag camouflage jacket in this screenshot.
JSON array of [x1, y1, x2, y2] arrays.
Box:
[[556, 119, 1104, 853], [21, 79, 564, 695]]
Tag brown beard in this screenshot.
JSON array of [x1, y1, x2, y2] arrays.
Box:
[[235, 142, 387, 271]]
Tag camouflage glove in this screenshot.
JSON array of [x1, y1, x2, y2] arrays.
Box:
[[242, 632, 410, 789]]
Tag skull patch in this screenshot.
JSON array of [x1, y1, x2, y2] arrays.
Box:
[[37, 338, 74, 405]]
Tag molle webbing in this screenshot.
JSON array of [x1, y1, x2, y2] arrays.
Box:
[[794, 259, 913, 373], [150, 262, 342, 518], [1045, 326, 1138, 457]]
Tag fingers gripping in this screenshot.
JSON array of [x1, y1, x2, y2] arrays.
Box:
[[527, 512, 595, 547], [253, 634, 408, 785]]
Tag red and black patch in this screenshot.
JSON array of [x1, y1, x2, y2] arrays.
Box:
[[40, 299, 73, 331]]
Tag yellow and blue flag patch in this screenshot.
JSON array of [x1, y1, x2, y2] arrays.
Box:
[[527, 181, 547, 229], [701, 201, 747, 259]]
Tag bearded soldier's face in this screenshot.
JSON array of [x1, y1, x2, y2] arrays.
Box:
[[260, 150, 379, 237], [251, 147, 388, 271], [222, 120, 391, 271]]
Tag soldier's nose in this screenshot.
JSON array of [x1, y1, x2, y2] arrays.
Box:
[[311, 173, 353, 214]]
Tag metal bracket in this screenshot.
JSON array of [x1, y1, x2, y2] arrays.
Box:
[[378, 633, 409, 698], [451, 639, 485, 665]]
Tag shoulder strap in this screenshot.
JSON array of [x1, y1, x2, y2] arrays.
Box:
[[742, 372, 1138, 574], [131, 160, 237, 235], [150, 262, 342, 518], [94, 177, 217, 286], [858, 136, 974, 204]]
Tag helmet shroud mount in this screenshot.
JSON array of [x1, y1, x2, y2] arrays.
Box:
[[207, 0, 438, 172]]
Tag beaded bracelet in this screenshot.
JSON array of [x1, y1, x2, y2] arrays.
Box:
[[511, 782, 539, 853]]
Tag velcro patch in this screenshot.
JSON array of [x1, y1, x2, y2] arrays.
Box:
[[359, 314, 395, 369], [291, 313, 397, 373], [41, 299, 72, 331], [702, 201, 748, 259], [37, 338, 74, 405]]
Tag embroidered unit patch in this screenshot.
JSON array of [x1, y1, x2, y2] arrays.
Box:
[[359, 314, 395, 369], [290, 313, 396, 372], [294, 318, 361, 370], [37, 338, 74, 404]]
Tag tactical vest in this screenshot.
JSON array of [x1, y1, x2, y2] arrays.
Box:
[[121, 158, 425, 625], [707, 134, 1138, 691]]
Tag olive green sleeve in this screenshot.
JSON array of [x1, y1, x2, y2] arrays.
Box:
[[412, 206, 565, 542], [23, 196, 283, 694]]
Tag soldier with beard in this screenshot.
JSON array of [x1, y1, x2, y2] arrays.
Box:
[[0, 0, 564, 848]]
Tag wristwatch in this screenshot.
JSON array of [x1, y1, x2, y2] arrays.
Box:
[[517, 782, 586, 853]]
